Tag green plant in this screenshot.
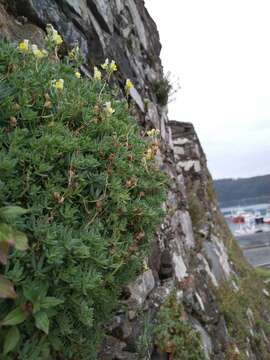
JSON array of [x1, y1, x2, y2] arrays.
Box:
[[137, 313, 154, 359], [255, 267, 270, 281], [0, 32, 167, 359], [0, 206, 29, 356], [206, 180, 216, 204], [154, 295, 206, 360], [224, 343, 246, 360], [210, 211, 270, 359], [216, 270, 270, 359], [188, 193, 205, 230], [152, 75, 172, 106], [0, 206, 28, 300]]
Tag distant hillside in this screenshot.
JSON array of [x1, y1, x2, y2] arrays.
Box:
[[214, 174, 270, 208]]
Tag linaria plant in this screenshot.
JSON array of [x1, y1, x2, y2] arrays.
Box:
[[0, 25, 167, 359]]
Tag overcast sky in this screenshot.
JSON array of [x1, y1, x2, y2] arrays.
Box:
[[145, 0, 270, 180]]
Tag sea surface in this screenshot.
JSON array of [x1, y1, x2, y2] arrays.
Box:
[[222, 203, 270, 216]]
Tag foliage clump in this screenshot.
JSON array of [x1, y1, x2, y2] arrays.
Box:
[[214, 228, 270, 360], [216, 275, 270, 360], [152, 75, 172, 106], [0, 206, 29, 301], [0, 31, 167, 359], [154, 295, 206, 360], [188, 192, 205, 231], [136, 313, 154, 359]]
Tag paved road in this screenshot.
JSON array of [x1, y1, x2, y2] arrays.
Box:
[[236, 232, 270, 248], [243, 247, 270, 267], [236, 232, 270, 267]]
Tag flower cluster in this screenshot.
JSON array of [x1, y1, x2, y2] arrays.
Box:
[[101, 58, 117, 75], [144, 143, 159, 161], [18, 40, 48, 59], [143, 259, 149, 272], [144, 129, 160, 161], [93, 59, 118, 116], [18, 39, 29, 52], [146, 128, 160, 137], [45, 24, 63, 46], [68, 43, 83, 67], [93, 59, 117, 82], [17, 34, 132, 122], [94, 66, 102, 80], [52, 79, 64, 91], [125, 78, 134, 94], [68, 44, 80, 60], [144, 147, 155, 161], [31, 44, 48, 59], [105, 101, 115, 115]]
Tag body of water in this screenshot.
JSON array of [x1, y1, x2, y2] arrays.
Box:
[[222, 203, 270, 216]]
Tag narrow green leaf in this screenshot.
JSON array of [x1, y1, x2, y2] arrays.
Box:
[[34, 311, 49, 334], [3, 326, 20, 354], [0, 206, 29, 220], [1, 307, 27, 326], [0, 275, 16, 299]]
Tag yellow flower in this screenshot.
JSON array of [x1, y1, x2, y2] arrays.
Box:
[[101, 59, 117, 73], [147, 129, 154, 137], [146, 128, 160, 137], [94, 66, 102, 80], [110, 60, 117, 72], [46, 24, 63, 45], [143, 260, 149, 272], [75, 71, 81, 79], [18, 39, 29, 52], [52, 79, 64, 91], [42, 49, 49, 57], [68, 45, 80, 60], [105, 101, 115, 115], [125, 78, 134, 93], [54, 33, 63, 45], [144, 148, 154, 161], [31, 44, 46, 58], [101, 58, 109, 70]]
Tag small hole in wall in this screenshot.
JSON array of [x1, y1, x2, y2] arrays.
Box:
[[158, 249, 173, 280], [158, 265, 173, 281], [123, 342, 137, 353], [120, 286, 131, 300], [151, 346, 169, 359]]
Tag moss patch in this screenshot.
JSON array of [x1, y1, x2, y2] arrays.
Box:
[[154, 294, 206, 360]]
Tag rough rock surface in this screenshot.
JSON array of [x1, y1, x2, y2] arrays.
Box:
[[1, 1, 270, 359]]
